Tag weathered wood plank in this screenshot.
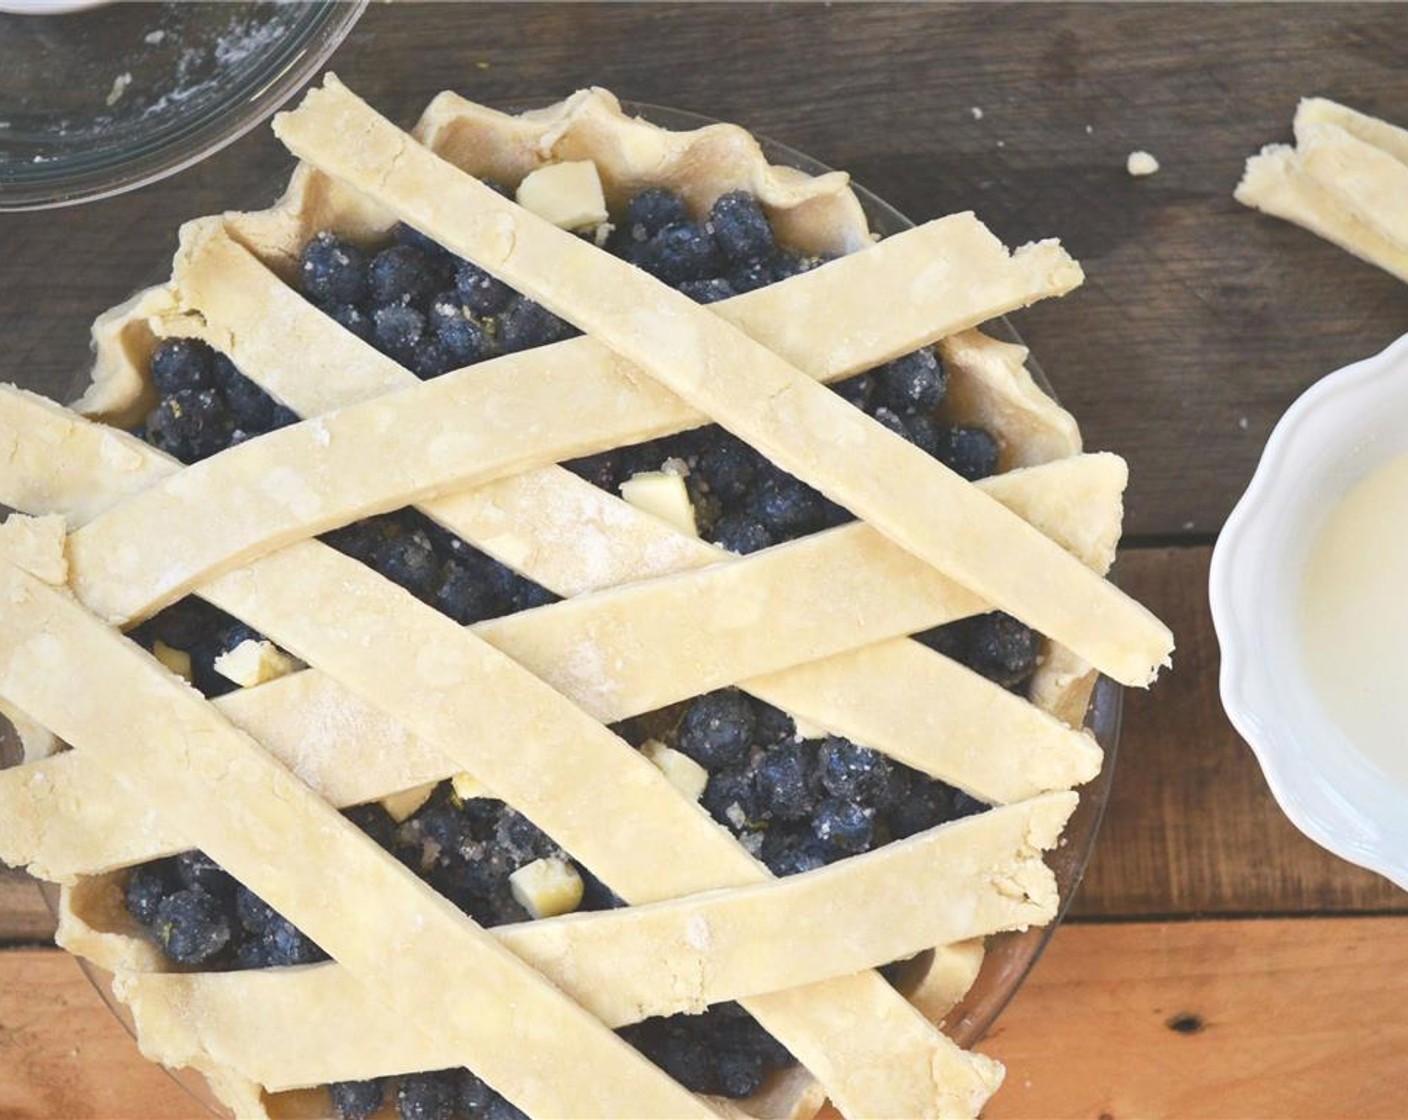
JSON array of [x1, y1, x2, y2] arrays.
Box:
[[1072, 547, 1407, 917], [983, 917, 1408, 1119], [3, 4, 1408, 536]]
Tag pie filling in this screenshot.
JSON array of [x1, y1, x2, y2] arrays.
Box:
[[113, 181, 1037, 1118]]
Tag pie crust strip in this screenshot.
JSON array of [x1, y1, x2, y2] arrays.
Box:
[[66, 197, 1087, 626], [0, 553, 713, 1119], [113, 793, 1073, 1091], [272, 78, 1172, 689], [1236, 98, 1408, 284]]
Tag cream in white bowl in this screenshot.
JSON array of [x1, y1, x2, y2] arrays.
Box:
[[1211, 332, 1408, 891]]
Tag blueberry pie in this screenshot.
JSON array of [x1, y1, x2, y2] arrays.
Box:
[[0, 78, 1172, 1120]]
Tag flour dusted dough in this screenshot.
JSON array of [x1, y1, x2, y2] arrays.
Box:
[[274, 78, 1171, 689], [116, 794, 1072, 1091], [0, 552, 713, 1120], [1236, 98, 1408, 284]]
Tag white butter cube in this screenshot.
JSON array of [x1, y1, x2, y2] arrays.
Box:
[[378, 782, 439, 823], [451, 772, 493, 802], [153, 640, 193, 683], [620, 471, 698, 537], [640, 738, 709, 802], [515, 161, 609, 231], [509, 857, 584, 919], [213, 639, 303, 688]]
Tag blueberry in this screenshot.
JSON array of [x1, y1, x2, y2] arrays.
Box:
[[232, 935, 273, 970], [576, 862, 627, 912], [370, 530, 441, 600], [410, 338, 457, 380], [373, 303, 427, 363], [677, 689, 756, 768], [877, 348, 946, 412], [139, 597, 225, 651], [344, 802, 399, 851], [453, 260, 515, 316], [832, 372, 875, 412], [368, 244, 442, 307], [750, 699, 795, 746], [397, 1070, 458, 1120], [234, 884, 278, 934], [435, 560, 503, 625], [328, 302, 374, 343], [124, 860, 178, 926], [650, 1031, 715, 1092], [497, 297, 573, 353], [725, 256, 775, 294], [695, 434, 759, 503], [624, 187, 689, 241], [394, 221, 454, 261], [754, 742, 819, 821], [145, 387, 232, 462], [300, 233, 369, 306], [418, 806, 475, 863], [430, 296, 494, 365], [724, 1010, 795, 1069], [770, 249, 828, 281], [710, 191, 775, 263], [263, 915, 327, 966], [150, 338, 215, 394], [750, 470, 831, 539], [702, 764, 764, 832], [889, 781, 961, 839], [678, 277, 736, 304], [712, 513, 772, 555], [176, 850, 237, 905], [952, 788, 990, 819], [812, 797, 875, 854], [270, 404, 300, 430], [935, 425, 1000, 481], [564, 450, 625, 492], [636, 223, 723, 284], [507, 576, 557, 613], [210, 355, 277, 432], [495, 808, 553, 864], [458, 1070, 496, 1115], [872, 406, 909, 439], [154, 889, 232, 964], [966, 611, 1040, 687], [716, 1047, 767, 1098], [817, 737, 895, 804], [484, 1095, 529, 1120], [329, 1079, 385, 1120], [900, 412, 942, 458], [913, 616, 974, 661], [760, 823, 829, 877]]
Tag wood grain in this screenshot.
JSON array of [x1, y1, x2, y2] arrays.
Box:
[[3, 4, 1408, 537], [1072, 547, 1407, 917], [0, 869, 52, 945], [983, 916, 1408, 1120], [5, 918, 1406, 1120]]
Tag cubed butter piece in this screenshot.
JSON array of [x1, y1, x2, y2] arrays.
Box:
[[620, 471, 698, 537], [379, 782, 439, 823], [509, 857, 584, 919], [152, 641, 193, 683], [451, 772, 494, 802], [213, 639, 303, 688], [515, 161, 609, 231], [640, 738, 709, 802]]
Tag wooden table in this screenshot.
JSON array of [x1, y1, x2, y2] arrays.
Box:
[[3, 4, 1406, 1117]]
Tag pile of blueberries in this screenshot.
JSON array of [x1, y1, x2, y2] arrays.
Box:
[[117, 183, 1036, 1117]]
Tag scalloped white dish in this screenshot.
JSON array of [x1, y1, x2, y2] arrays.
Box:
[[1211, 332, 1408, 892]]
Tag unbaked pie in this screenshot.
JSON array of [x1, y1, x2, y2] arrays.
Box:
[[0, 78, 1172, 1120]]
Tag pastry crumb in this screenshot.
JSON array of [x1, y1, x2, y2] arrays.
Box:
[[1126, 150, 1160, 177], [1238, 416, 1249, 430], [144, 29, 165, 45], [970, 106, 984, 120]]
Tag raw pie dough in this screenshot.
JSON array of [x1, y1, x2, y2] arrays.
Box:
[[0, 80, 1169, 1120], [1237, 97, 1408, 283]]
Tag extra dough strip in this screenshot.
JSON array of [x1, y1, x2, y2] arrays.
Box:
[[69, 194, 1087, 625], [114, 793, 1073, 1091], [273, 77, 1172, 689], [1236, 99, 1408, 284], [0, 555, 711, 1120]]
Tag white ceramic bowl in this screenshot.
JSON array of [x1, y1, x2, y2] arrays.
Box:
[[1211, 333, 1408, 891]]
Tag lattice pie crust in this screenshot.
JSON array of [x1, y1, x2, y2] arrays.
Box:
[[0, 79, 1172, 1119]]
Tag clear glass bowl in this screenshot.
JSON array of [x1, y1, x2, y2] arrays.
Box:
[[4, 98, 1120, 1115], [0, 0, 366, 210]]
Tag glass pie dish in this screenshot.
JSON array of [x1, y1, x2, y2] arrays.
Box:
[[0, 0, 366, 210], [0, 99, 1121, 1116]]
